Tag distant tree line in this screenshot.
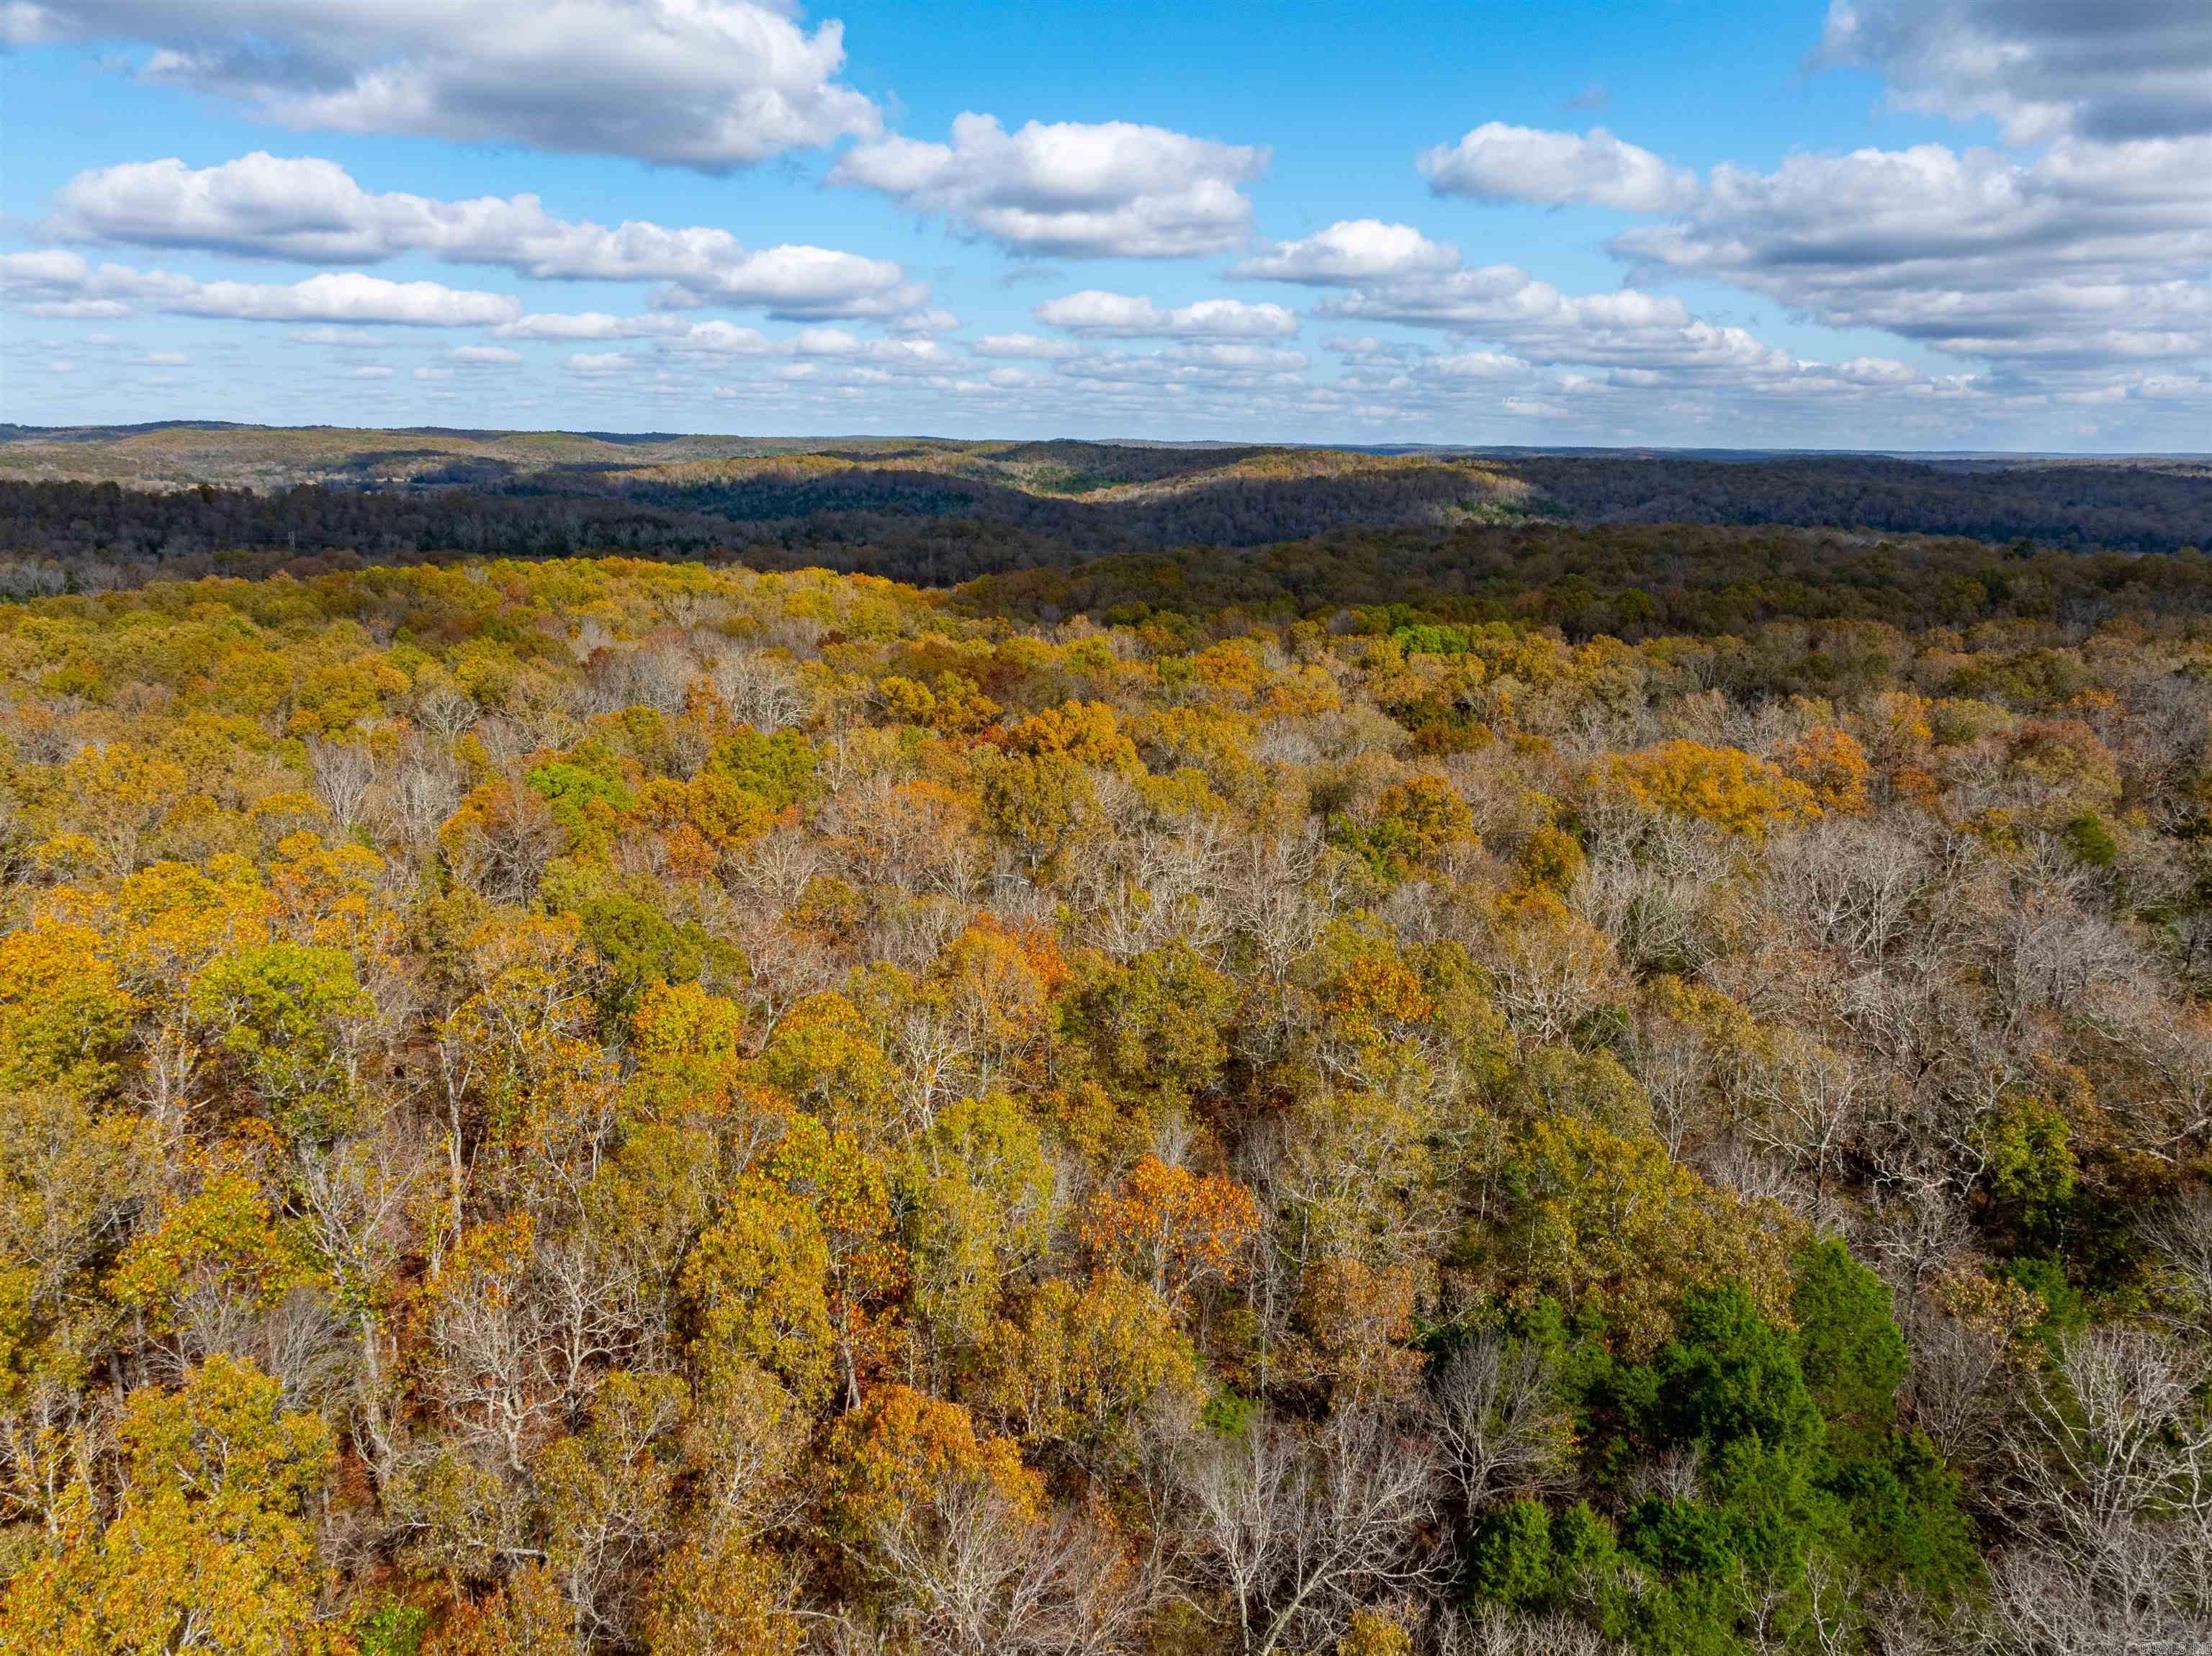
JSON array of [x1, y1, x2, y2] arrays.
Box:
[[1, 451, 2200, 604], [1508, 454, 2209, 554]]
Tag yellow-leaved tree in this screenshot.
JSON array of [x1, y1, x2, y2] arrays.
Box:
[[1, 1356, 341, 1656]]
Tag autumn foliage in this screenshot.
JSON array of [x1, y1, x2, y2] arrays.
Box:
[[0, 549, 2204, 1655]]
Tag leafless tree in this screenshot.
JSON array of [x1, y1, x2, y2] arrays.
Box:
[[1175, 1405, 1443, 1655], [390, 734, 468, 855], [1614, 1444, 1708, 1516], [1228, 831, 1342, 973], [1575, 831, 1737, 982], [711, 644, 810, 732], [441, 768, 561, 904], [878, 1000, 975, 1133], [852, 1480, 1159, 1656], [2080, 994, 2212, 1164], [1438, 1605, 1632, 1656], [1983, 1542, 2210, 1656], [1476, 895, 1625, 1048], [243, 1285, 356, 1413], [541, 1377, 686, 1642], [726, 822, 833, 910], [533, 1225, 652, 1426], [580, 636, 693, 719], [1428, 1332, 1573, 1513], [698, 886, 842, 1046], [1863, 1151, 1979, 1308], [683, 1363, 809, 1543], [1740, 1030, 1864, 1227], [1072, 817, 1237, 964], [417, 1242, 615, 1475], [1619, 1015, 1719, 1161], [1990, 867, 2151, 1031], [305, 735, 378, 833], [1900, 1303, 2022, 1473], [296, 1125, 426, 1481], [1990, 1326, 2212, 1652], [1766, 816, 1933, 966], [411, 683, 480, 742], [2144, 1192, 2212, 1332]]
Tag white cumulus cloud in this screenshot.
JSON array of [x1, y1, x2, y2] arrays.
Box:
[[1813, 0, 2211, 143], [496, 312, 687, 342], [832, 113, 1266, 258], [1033, 291, 1298, 338], [4, 0, 879, 168], [1229, 220, 1462, 284], [47, 153, 926, 319], [1055, 342, 1308, 387], [968, 334, 1082, 360], [1419, 124, 1701, 212], [1614, 138, 2212, 372], [665, 321, 774, 356], [0, 251, 520, 325], [566, 351, 639, 376]]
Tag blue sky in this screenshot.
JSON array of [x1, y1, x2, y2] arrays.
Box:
[[2, 0, 2206, 448]]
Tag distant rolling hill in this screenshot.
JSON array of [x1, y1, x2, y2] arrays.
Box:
[[0, 427, 2204, 603]]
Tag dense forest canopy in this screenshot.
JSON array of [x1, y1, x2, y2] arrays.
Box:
[[0, 435, 2207, 1655]]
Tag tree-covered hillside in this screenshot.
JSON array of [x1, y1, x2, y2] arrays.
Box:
[[2, 431, 2204, 605], [0, 543, 2206, 1654]]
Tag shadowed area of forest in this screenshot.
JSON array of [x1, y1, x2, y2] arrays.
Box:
[[2, 428, 2205, 604]]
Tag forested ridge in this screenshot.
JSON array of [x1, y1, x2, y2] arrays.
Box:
[[1, 436, 2205, 603], [0, 508, 2208, 1652]]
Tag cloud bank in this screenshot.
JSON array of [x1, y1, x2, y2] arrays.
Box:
[[48, 153, 926, 320]]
